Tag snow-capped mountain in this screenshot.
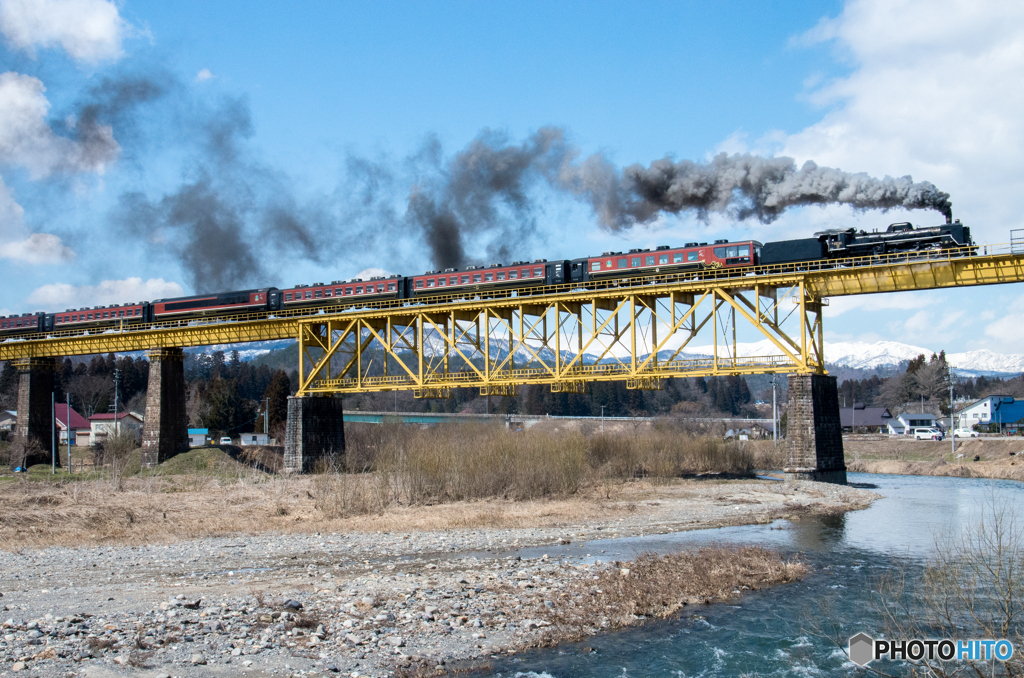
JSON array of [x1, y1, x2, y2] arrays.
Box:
[[196, 336, 1024, 378], [822, 341, 933, 370], [186, 340, 295, 361], [946, 349, 1024, 377]]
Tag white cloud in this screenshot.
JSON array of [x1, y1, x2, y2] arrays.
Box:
[[0, 71, 118, 177], [824, 290, 940, 317], [0, 176, 74, 264], [26, 277, 183, 309], [354, 267, 390, 280], [0, 0, 128, 63], [195, 68, 214, 82], [783, 0, 1024, 239], [2, 233, 74, 264]]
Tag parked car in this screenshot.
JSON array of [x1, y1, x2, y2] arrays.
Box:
[[219, 436, 232, 445], [954, 428, 979, 438], [913, 427, 944, 441]]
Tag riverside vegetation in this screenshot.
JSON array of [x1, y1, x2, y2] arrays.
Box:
[[0, 423, 877, 677], [0, 422, 787, 548]]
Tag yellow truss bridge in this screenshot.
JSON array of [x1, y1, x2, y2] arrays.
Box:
[[3, 242, 1023, 397]]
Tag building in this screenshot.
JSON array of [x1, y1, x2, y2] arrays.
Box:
[[89, 412, 144, 446], [54, 404, 91, 446], [188, 428, 209, 447], [957, 396, 1024, 433], [887, 412, 941, 435], [840, 403, 894, 433], [0, 411, 15, 431], [239, 433, 270, 446]]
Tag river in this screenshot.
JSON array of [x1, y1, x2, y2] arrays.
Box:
[[484, 472, 1024, 677]]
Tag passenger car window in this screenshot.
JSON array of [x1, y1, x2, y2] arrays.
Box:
[[673, 253, 683, 263], [618, 258, 627, 267], [645, 256, 655, 266], [592, 261, 601, 271], [631, 257, 640, 266], [533, 267, 543, 277], [687, 252, 698, 262], [473, 274, 482, 283], [484, 273, 493, 281], [738, 245, 750, 257], [659, 254, 669, 264], [509, 270, 518, 279]]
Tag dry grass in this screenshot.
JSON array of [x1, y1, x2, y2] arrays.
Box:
[[0, 424, 787, 549], [0, 471, 651, 548], [545, 545, 806, 634]]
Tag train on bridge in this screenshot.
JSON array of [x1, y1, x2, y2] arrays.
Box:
[[0, 219, 972, 337]]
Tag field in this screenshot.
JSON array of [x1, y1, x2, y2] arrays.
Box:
[[844, 435, 1024, 480]]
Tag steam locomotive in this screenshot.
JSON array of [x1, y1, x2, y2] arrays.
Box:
[[0, 219, 973, 337]]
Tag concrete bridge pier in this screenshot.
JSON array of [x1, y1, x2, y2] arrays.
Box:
[[11, 357, 58, 468], [285, 396, 345, 473], [141, 347, 189, 467], [783, 373, 847, 484]]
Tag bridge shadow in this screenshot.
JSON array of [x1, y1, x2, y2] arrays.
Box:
[[218, 445, 284, 474]]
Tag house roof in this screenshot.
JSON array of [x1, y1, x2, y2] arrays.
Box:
[[54, 404, 89, 429], [840, 406, 893, 428], [897, 412, 939, 422], [89, 412, 142, 422]]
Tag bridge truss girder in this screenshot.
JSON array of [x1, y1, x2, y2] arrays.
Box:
[[296, 280, 826, 396]]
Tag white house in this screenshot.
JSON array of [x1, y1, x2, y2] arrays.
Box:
[[887, 412, 941, 435], [89, 412, 144, 446], [0, 411, 15, 432], [957, 396, 1024, 432], [239, 433, 270, 446]]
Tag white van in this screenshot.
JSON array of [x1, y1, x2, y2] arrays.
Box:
[[913, 427, 943, 441], [219, 436, 233, 445]]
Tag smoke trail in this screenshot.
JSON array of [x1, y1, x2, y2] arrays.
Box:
[[375, 128, 952, 270], [613, 153, 953, 228], [114, 96, 335, 293]]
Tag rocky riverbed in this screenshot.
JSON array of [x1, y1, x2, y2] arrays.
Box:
[[0, 479, 876, 677]]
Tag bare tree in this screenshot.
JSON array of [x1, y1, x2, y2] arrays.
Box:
[[67, 374, 113, 417]]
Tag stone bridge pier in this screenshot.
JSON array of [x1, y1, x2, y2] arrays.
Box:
[[783, 373, 847, 484], [141, 347, 189, 467], [11, 357, 58, 468], [285, 396, 345, 473]]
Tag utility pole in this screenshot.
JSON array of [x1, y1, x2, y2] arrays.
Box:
[[67, 392, 71, 474], [771, 376, 777, 444], [264, 398, 270, 436], [601, 405, 605, 434], [949, 365, 955, 459], [51, 391, 55, 475], [112, 368, 121, 437]]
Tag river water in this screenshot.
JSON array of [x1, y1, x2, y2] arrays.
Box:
[[485, 472, 1024, 677]]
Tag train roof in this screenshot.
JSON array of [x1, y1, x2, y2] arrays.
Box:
[[152, 288, 275, 303]]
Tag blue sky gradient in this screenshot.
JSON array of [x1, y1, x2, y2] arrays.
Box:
[[0, 0, 1021, 356]]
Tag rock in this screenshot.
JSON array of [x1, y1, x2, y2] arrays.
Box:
[[385, 635, 404, 647], [11, 662, 25, 672], [231, 647, 242, 656], [190, 653, 207, 664], [325, 664, 340, 673], [284, 599, 303, 610], [346, 633, 362, 645], [360, 596, 375, 607]]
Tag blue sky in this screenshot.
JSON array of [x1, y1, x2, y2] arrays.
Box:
[[1, 0, 1022, 356]]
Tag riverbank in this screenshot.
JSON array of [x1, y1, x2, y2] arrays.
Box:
[[844, 436, 1024, 481], [0, 478, 874, 677]]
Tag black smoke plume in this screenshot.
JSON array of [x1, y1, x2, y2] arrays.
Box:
[[113, 95, 334, 293], [370, 127, 952, 271]]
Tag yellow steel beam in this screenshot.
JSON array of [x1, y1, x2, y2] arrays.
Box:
[[3, 245, 1024, 363]]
